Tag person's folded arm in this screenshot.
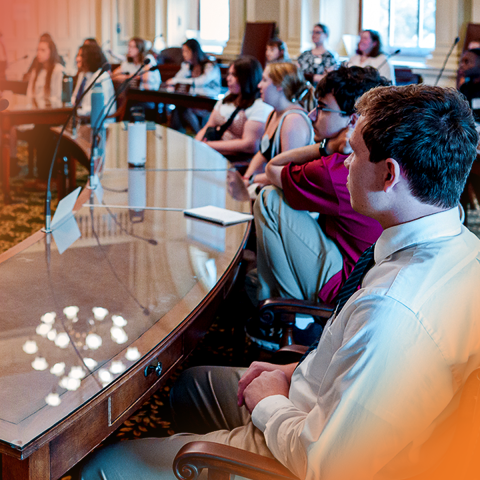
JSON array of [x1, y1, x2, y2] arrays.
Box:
[[251, 295, 456, 479], [204, 119, 264, 155]]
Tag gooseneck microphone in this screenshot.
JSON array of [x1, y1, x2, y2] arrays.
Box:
[[377, 49, 401, 70], [435, 37, 460, 86], [88, 58, 151, 186], [43, 62, 111, 233]]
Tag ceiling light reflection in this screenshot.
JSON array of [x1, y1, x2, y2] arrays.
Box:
[[110, 361, 126, 374], [112, 315, 127, 327], [93, 307, 109, 321], [60, 376, 81, 391], [85, 333, 102, 350], [36, 323, 52, 337], [32, 357, 48, 371], [23, 340, 38, 354], [41, 312, 56, 324], [45, 393, 61, 406], [54, 332, 70, 348], [125, 347, 141, 361], [83, 358, 98, 369], [110, 326, 128, 344], [47, 329, 57, 341], [69, 366, 86, 379], [63, 306, 79, 320], [98, 368, 113, 383], [50, 362, 66, 376]]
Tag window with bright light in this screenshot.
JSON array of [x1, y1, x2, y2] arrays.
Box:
[[199, 0, 229, 54], [362, 0, 436, 55]]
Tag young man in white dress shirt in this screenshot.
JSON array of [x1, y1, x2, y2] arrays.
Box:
[[80, 85, 480, 480]]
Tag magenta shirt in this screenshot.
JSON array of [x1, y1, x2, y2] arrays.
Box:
[[281, 153, 383, 304]]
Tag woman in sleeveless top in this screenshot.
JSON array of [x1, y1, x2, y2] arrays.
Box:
[[238, 62, 315, 195], [196, 56, 273, 158]]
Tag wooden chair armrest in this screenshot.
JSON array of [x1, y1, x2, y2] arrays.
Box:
[[272, 344, 309, 364], [173, 441, 299, 480], [259, 297, 334, 324]]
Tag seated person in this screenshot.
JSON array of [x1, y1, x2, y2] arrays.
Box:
[[235, 62, 315, 200], [113, 37, 161, 91], [348, 29, 395, 84], [167, 38, 221, 133], [249, 67, 388, 347], [79, 84, 480, 480], [296, 23, 338, 84], [458, 48, 480, 122], [71, 43, 116, 120], [196, 56, 273, 160], [13, 34, 64, 182], [265, 37, 290, 64]]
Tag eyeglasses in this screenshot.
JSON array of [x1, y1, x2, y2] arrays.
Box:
[[308, 104, 347, 120]]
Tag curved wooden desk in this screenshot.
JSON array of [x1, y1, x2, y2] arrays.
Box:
[[0, 124, 251, 480]]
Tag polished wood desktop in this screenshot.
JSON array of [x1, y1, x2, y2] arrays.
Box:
[[0, 102, 73, 204], [127, 87, 221, 111], [0, 124, 251, 480]]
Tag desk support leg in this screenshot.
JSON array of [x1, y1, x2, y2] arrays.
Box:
[[2, 445, 50, 480], [2, 131, 11, 204]]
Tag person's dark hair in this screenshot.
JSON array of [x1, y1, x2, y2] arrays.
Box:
[[315, 65, 390, 116], [467, 48, 480, 59], [183, 38, 210, 73], [315, 23, 329, 37], [266, 38, 290, 62], [356, 84, 479, 208], [223, 56, 262, 109], [128, 37, 147, 64], [80, 43, 106, 72], [31, 34, 62, 101], [81, 38, 108, 68], [357, 29, 382, 57]]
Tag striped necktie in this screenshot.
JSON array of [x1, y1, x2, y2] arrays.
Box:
[[297, 243, 376, 364]]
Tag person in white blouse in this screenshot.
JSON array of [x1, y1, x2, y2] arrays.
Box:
[[195, 56, 273, 159], [348, 29, 396, 84], [71, 43, 115, 120], [167, 38, 221, 133], [113, 37, 161, 91], [80, 85, 480, 480], [13, 35, 64, 182]]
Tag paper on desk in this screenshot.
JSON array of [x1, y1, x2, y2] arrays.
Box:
[[184, 205, 253, 226], [51, 186, 82, 254]]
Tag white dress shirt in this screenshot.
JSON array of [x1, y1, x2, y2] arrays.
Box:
[[119, 54, 161, 90], [252, 208, 480, 479], [26, 63, 64, 108], [169, 61, 221, 96]]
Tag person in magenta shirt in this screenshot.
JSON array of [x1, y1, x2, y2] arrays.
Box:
[[249, 66, 389, 347]]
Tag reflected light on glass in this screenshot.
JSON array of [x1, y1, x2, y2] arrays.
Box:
[[93, 307, 109, 321], [98, 368, 113, 383], [50, 362, 66, 376], [60, 376, 81, 391], [112, 315, 128, 327], [23, 340, 38, 354], [63, 306, 79, 320], [54, 332, 70, 348], [110, 361, 126, 374], [41, 312, 56, 324], [32, 357, 48, 371], [45, 393, 61, 406], [110, 326, 128, 344], [125, 347, 141, 361], [69, 366, 86, 379], [85, 333, 102, 350], [47, 329, 57, 341], [84, 358, 98, 369], [36, 323, 52, 337]]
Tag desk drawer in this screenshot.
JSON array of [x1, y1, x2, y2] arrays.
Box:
[[109, 340, 183, 425]]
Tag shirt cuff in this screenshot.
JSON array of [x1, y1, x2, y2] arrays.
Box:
[[251, 394, 295, 432]]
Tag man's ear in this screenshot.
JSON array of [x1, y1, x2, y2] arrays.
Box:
[[384, 158, 402, 193], [348, 112, 358, 128]]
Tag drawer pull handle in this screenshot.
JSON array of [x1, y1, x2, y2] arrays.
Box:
[[144, 361, 163, 377]]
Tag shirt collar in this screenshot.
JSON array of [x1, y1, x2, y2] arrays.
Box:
[[374, 207, 463, 263]]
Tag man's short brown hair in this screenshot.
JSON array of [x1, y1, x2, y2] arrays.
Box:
[[356, 84, 479, 208]]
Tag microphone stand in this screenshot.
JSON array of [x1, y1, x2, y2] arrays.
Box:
[[88, 60, 151, 189], [377, 49, 401, 70], [43, 63, 111, 233], [435, 37, 460, 86]]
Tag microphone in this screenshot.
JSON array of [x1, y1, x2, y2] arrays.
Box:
[[88, 59, 151, 186], [0, 98, 9, 112], [435, 36, 460, 86], [43, 62, 111, 234], [377, 49, 401, 70]]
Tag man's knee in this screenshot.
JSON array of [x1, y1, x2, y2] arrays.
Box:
[[254, 185, 286, 228]]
